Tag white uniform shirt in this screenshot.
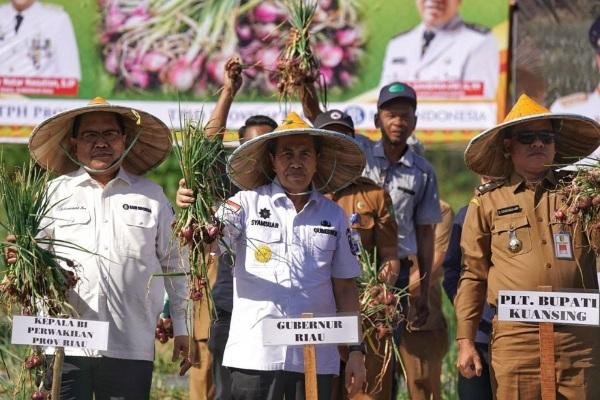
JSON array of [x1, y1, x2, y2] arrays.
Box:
[[45, 168, 188, 361], [551, 85, 600, 167], [380, 17, 499, 98], [0, 2, 81, 79], [357, 138, 442, 258], [217, 182, 360, 374]]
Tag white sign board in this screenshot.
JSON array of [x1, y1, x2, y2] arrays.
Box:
[[11, 316, 109, 351], [497, 290, 600, 326], [262, 315, 360, 346]]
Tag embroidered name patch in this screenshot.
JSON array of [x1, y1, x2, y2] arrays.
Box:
[[251, 220, 279, 228], [314, 228, 337, 236], [497, 205, 521, 216], [123, 204, 151, 213]]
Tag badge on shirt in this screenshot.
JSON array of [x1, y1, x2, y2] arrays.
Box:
[[255, 245, 272, 263], [553, 232, 573, 259]]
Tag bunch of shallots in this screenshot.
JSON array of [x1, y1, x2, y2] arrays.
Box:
[[555, 165, 600, 251], [98, 0, 363, 94]]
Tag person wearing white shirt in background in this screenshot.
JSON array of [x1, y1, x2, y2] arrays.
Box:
[[0, 0, 81, 83], [551, 16, 600, 167], [25, 97, 189, 399], [379, 0, 499, 99]]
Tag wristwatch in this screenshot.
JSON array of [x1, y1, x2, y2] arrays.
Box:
[[348, 342, 366, 355]]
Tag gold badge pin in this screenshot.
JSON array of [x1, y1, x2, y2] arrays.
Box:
[[255, 245, 272, 263], [357, 201, 365, 210]]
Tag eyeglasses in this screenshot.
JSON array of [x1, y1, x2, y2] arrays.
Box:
[[513, 131, 555, 145], [78, 130, 122, 143]]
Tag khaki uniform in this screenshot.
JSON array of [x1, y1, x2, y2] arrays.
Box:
[[455, 171, 600, 400], [189, 252, 217, 400], [326, 177, 398, 400], [398, 200, 452, 400]]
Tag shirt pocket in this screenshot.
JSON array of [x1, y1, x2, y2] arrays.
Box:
[[244, 227, 282, 273], [119, 210, 157, 258], [311, 232, 337, 268], [491, 215, 532, 257], [53, 209, 92, 254]]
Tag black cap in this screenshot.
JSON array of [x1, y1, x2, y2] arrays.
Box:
[[589, 16, 600, 53], [377, 82, 417, 109], [314, 109, 354, 130]]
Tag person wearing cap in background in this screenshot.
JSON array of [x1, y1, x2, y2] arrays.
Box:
[[25, 97, 189, 399], [356, 82, 441, 399], [313, 109, 399, 400], [0, 0, 81, 84], [379, 0, 499, 98], [175, 57, 278, 400], [455, 94, 600, 399], [551, 15, 600, 167], [361, 81, 441, 329], [213, 113, 366, 399]]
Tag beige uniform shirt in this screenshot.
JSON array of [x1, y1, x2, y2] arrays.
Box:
[[455, 171, 597, 340]]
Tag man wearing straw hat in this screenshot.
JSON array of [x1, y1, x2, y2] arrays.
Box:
[[215, 112, 366, 399], [455, 94, 600, 399], [27, 97, 189, 399]]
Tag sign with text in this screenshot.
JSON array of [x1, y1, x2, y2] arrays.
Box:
[[497, 290, 600, 326], [0, 0, 509, 144], [262, 315, 360, 346], [11, 316, 109, 351]]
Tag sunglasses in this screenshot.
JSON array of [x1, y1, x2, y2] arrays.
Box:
[[513, 131, 555, 145]]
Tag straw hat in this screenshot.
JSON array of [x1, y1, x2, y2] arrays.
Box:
[[227, 112, 365, 193], [465, 94, 600, 177], [29, 97, 172, 175]]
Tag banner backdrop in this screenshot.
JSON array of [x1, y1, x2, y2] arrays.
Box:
[[514, 1, 600, 122], [0, 0, 509, 143]]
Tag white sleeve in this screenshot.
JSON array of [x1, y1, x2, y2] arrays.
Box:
[[54, 11, 81, 80], [156, 200, 189, 337], [463, 33, 499, 98], [379, 40, 395, 87]]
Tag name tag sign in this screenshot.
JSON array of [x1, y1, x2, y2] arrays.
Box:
[[498, 290, 600, 326], [262, 315, 360, 346], [11, 316, 109, 351]]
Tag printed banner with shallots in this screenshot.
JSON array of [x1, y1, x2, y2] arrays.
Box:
[[0, 0, 510, 143]]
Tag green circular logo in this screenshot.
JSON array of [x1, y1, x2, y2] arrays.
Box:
[[388, 83, 405, 93]]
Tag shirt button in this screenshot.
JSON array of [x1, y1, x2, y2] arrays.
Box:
[[541, 239, 547, 245], [537, 217, 543, 222], [545, 263, 551, 269]]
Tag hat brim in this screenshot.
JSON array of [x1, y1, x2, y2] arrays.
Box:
[[227, 128, 365, 193], [465, 113, 600, 176], [29, 103, 172, 175]]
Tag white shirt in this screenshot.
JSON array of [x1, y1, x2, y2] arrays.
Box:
[[45, 168, 188, 361], [0, 2, 81, 79], [217, 182, 360, 374], [551, 85, 600, 167], [380, 17, 499, 98]]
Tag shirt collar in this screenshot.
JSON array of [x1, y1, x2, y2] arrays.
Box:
[[509, 169, 556, 193], [422, 15, 463, 33], [70, 167, 134, 187], [10, 2, 40, 17], [270, 178, 319, 206], [375, 140, 414, 167]]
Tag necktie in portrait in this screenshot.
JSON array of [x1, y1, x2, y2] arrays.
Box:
[[15, 14, 23, 33]]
